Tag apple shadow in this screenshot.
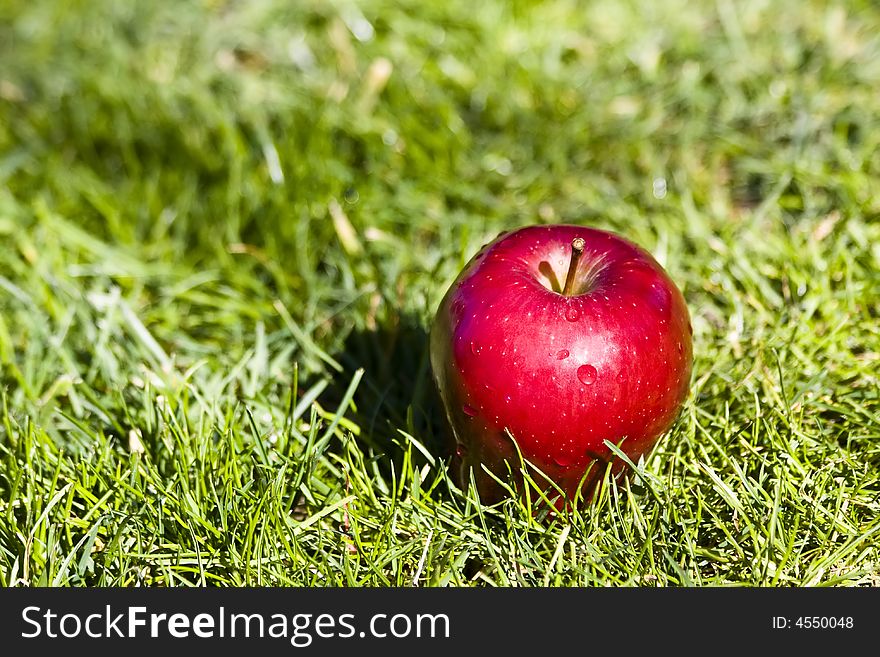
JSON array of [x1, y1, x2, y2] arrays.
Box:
[[325, 313, 454, 487]]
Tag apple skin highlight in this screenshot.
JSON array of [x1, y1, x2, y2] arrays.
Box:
[[430, 224, 693, 507]]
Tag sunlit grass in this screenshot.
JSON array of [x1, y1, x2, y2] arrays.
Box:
[[0, 0, 878, 586]]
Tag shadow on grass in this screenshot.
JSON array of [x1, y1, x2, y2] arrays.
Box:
[[328, 313, 455, 485]]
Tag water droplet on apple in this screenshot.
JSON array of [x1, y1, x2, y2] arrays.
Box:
[[470, 341, 481, 355], [677, 341, 683, 354], [565, 306, 580, 322], [556, 349, 570, 360], [462, 404, 477, 417], [450, 298, 465, 320], [616, 370, 625, 383], [554, 452, 576, 467], [577, 364, 597, 385], [650, 283, 671, 316]]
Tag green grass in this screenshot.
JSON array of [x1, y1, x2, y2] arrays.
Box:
[[0, 0, 878, 587]]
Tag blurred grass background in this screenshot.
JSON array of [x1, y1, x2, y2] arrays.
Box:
[[0, 0, 878, 585]]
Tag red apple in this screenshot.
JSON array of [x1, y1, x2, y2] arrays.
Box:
[[430, 224, 692, 507]]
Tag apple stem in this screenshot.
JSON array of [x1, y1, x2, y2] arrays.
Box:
[[562, 237, 585, 296]]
